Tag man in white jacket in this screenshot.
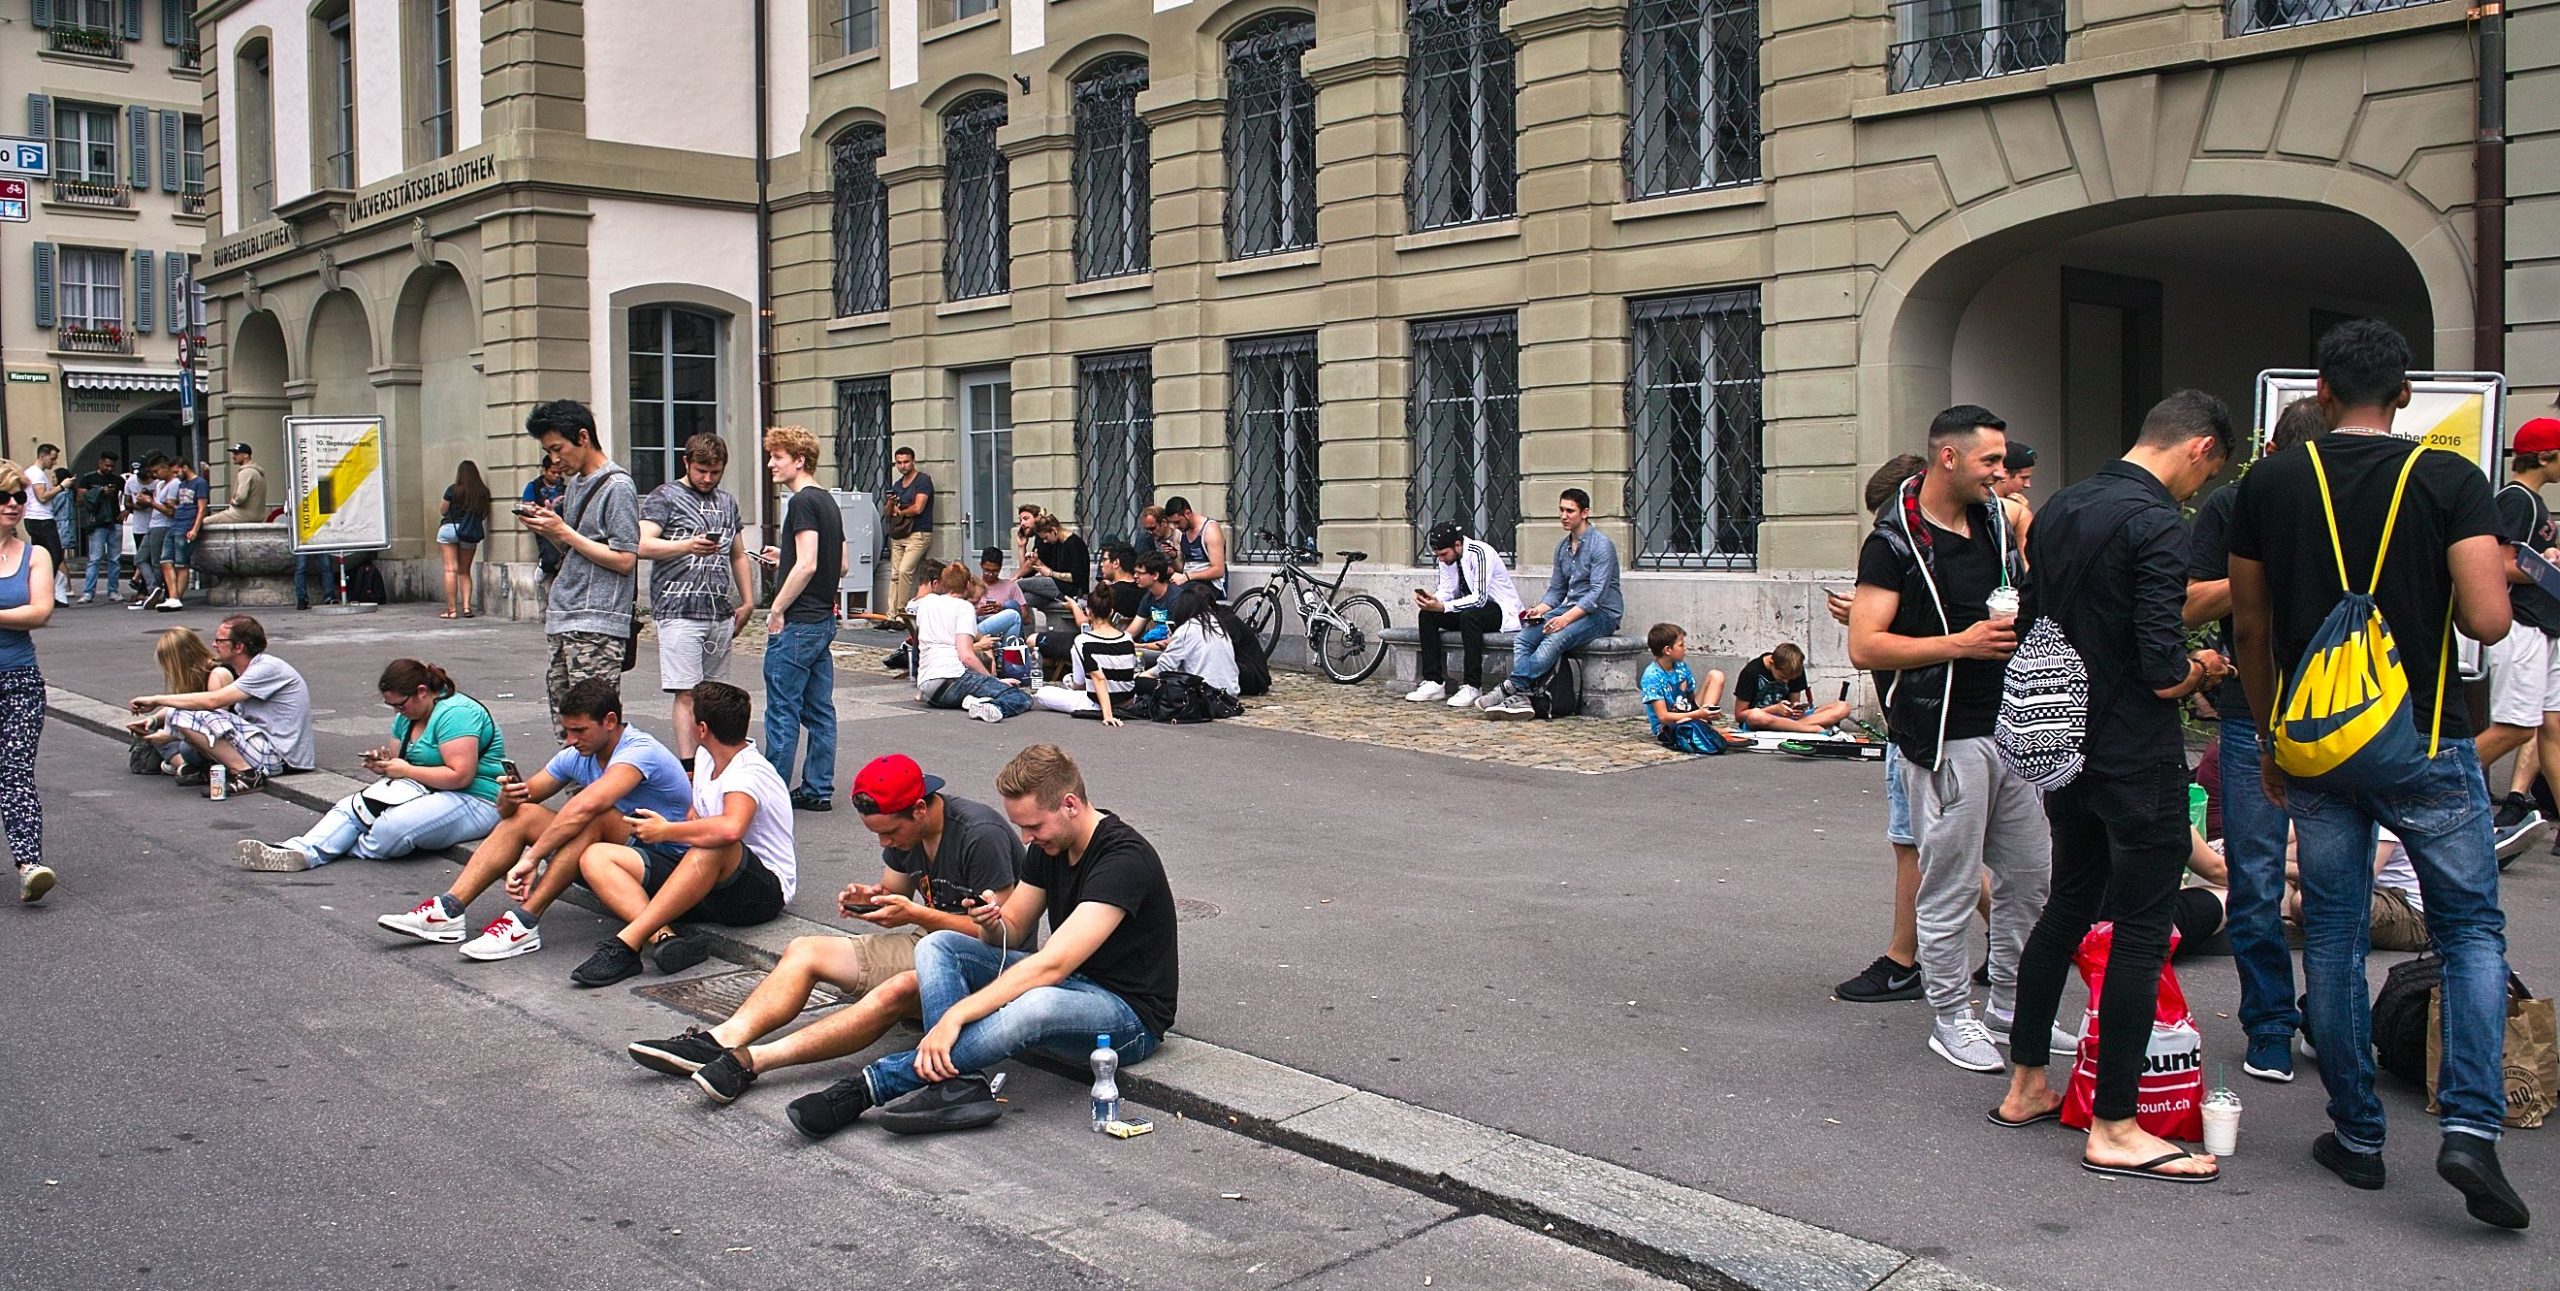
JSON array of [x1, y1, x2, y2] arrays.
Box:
[[1405, 521, 1522, 707]]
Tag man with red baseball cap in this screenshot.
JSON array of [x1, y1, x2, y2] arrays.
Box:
[[625, 753, 1024, 1132], [2482, 415, 2560, 859]]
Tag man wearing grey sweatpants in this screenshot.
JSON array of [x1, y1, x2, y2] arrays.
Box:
[[1849, 405, 2054, 1073]]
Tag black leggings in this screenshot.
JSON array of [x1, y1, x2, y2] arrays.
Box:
[[2009, 758, 2190, 1122], [0, 665, 43, 872]]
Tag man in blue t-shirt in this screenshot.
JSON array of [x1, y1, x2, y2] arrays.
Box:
[[378, 679, 690, 966]]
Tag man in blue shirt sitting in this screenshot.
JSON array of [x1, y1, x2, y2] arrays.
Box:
[[1479, 488, 1624, 718]]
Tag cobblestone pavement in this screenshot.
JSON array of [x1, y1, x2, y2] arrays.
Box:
[[1227, 672, 1700, 774]]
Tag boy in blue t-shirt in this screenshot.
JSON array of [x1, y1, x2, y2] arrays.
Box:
[[1641, 623, 1745, 755]]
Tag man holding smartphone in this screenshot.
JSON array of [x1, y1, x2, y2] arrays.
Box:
[[1479, 490, 1622, 718], [627, 753, 1023, 1133], [1406, 521, 1520, 707]]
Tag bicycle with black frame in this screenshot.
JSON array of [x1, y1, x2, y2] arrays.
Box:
[[1231, 532, 1391, 684]]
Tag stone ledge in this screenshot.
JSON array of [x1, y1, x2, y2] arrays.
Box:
[[1374, 628, 1651, 718]]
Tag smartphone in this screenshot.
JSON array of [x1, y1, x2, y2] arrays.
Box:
[[844, 901, 886, 915], [501, 758, 521, 781], [512, 504, 539, 518]]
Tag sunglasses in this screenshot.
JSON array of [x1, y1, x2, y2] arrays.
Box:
[[0, 490, 25, 506]]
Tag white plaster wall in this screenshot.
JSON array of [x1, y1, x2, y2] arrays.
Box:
[[585, 0, 755, 155], [355, 0, 404, 185], [583, 197, 764, 458], [454, 0, 483, 151], [211, 0, 317, 227], [1010, 0, 1043, 55], [768, 0, 809, 159], [889, 0, 918, 89]]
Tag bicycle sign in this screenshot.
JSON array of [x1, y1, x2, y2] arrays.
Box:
[[0, 178, 26, 223]]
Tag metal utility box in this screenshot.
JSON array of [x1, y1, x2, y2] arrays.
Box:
[[832, 489, 880, 615]]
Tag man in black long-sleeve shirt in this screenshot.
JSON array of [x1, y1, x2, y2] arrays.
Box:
[[1993, 390, 2234, 1185]]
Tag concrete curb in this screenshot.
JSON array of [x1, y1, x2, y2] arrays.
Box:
[[50, 686, 2002, 1291]]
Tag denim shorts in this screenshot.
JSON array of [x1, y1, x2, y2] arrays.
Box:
[[161, 533, 194, 565], [1882, 742, 1914, 845], [436, 521, 478, 548]]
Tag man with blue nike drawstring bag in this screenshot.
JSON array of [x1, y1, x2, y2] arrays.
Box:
[[2228, 318, 2529, 1229]]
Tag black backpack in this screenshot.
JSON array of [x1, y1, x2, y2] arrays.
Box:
[[2372, 953, 2444, 1086], [1213, 605, 1272, 698], [1528, 655, 1582, 720], [344, 556, 387, 605]]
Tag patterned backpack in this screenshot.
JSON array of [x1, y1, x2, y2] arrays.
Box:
[[1997, 549, 2104, 791]]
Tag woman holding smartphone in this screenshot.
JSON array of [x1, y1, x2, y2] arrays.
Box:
[[231, 658, 507, 872]]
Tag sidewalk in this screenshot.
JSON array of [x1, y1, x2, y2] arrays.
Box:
[[37, 602, 2560, 1291]]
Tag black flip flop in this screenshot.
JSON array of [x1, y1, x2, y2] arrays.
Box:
[[2082, 1150, 2219, 1184], [1987, 1105, 2061, 1129]]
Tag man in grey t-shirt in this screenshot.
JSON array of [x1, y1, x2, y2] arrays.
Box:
[[518, 400, 641, 736], [639, 433, 753, 762]]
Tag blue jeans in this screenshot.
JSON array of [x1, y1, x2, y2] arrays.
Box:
[[763, 619, 838, 799], [285, 788, 499, 866], [925, 670, 1033, 718], [80, 524, 119, 599], [2288, 738, 2510, 1146], [136, 529, 167, 595], [862, 930, 1157, 1105], [978, 608, 1024, 639], [294, 553, 338, 605], [1506, 613, 1618, 690], [2219, 717, 2300, 1042]]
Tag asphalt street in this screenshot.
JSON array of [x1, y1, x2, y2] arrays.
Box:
[[21, 601, 2560, 1290]]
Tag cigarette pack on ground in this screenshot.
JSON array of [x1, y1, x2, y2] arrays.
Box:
[[1104, 1117, 1153, 1138]]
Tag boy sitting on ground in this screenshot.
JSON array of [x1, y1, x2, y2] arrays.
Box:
[[1733, 642, 1854, 734], [1642, 623, 1748, 755]]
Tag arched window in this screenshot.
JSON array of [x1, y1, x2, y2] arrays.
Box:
[[831, 124, 888, 316], [628, 305, 724, 496], [1223, 13, 1316, 259], [941, 93, 1010, 301], [1072, 57, 1151, 281], [1623, 0, 1758, 198], [1404, 0, 1514, 231]]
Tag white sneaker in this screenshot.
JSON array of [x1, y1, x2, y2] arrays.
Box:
[[1983, 1004, 2080, 1055], [19, 863, 55, 904], [459, 911, 543, 961], [233, 840, 313, 873], [960, 695, 1005, 724], [156, 597, 183, 611], [1404, 681, 1448, 703], [1474, 683, 1512, 711], [75, 593, 93, 605], [1445, 685, 1481, 707], [1929, 1015, 2006, 1073], [378, 896, 468, 944]]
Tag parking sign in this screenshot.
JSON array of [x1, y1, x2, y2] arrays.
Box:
[[0, 137, 47, 176]]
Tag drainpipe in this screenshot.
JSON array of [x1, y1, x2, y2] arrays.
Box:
[[2474, 2, 2506, 376], [752, 0, 778, 551]]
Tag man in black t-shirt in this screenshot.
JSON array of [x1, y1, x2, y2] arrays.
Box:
[[827, 745, 1178, 1132], [884, 446, 934, 614], [1732, 642, 1852, 734], [1848, 405, 2050, 1076], [630, 754, 1026, 1128], [761, 426, 846, 810], [2479, 416, 2560, 852], [2229, 318, 2527, 1228]]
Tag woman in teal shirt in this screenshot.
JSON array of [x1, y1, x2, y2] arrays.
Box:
[[233, 659, 506, 871]]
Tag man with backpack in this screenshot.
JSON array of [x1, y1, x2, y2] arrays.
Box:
[[1991, 391, 2235, 1185], [2228, 318, 2528, 1229], [2478, 416, 2560, 856], [516, 400, 640, 737], [1480, 489, 1622, 719], [1847, 406, 2049, 1075]]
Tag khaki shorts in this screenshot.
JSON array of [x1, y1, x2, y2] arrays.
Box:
[[2371, 886, 2430, 953], [841, 926, 925, 994]]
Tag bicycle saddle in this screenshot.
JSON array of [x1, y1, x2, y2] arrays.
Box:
[[1335, 550, 1368, 562]]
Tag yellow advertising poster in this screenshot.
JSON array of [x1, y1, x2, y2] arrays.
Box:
[[2255, 372, 2506, 479], [286, 415, 391, 553]]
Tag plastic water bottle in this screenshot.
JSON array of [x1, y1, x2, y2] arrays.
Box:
[[1089, 1034, 1120, 1132]]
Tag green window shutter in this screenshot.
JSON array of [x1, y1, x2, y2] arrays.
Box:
[[31, 0, 51, 31], [32, 243, 56, 329], [26, 94, 49, 143], [121, 0, 140, 41], [127, 104, 149, 187], [168, 251, 186, 333], [161, 0, 180, 45], [159, 109, 179, 191], [135, 250, 154, 332]]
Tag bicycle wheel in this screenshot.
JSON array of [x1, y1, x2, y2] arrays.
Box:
[[1312, 593, 1391, 684], [1233, 586, 1284, 661]]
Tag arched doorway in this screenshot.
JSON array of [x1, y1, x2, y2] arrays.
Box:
[[391, 264, 481, 552], [221, 309, 291, 507], [305, 290, 375, 417]]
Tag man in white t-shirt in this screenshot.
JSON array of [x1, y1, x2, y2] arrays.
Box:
[[562, 681, 794, 985], [910, 561, 1031, 722]]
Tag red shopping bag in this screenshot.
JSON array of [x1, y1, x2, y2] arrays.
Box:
[[2060, 922, 2205, 1142]]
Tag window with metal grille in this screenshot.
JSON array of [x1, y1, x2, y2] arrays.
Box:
[[831, 125, 888, 316], [1408, 315, 1519, 561], [837, 0, 879, 54], [320, 6, 356, 187], [1076, 352, 1154, 549], [51, 102, 119, 185], [1626, 289, 1762, 569], [942, 94, 1010, 301], [1887, 0, 2063, 93], [56, 247, 125, 330], [1404, 0, 1516, 232], [1223, 13, 1317, 259], [628, 305, 724, 497], [2228, 0, 2439, 34], [1623, 0, 1759, 197], [1073, 58, 1151, 281], [835, 376, 892, 496], [1229, 333, 1321, 563]]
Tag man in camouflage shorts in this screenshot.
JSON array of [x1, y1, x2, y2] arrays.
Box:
[[516, 399, 640, 737]]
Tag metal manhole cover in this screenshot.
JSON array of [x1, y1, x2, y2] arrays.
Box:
[[1174, 898, 1221, 923], [633, 968, 845, 1023]]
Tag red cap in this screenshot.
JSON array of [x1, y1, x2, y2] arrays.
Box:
[[851, 754, 942, 814], [2518, 418, 2560, 456]]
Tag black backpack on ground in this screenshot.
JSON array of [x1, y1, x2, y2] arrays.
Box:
[[1528, 655, 1582, 720], [2372, 953, 2444, 1086], [344, 556, 387, 605]]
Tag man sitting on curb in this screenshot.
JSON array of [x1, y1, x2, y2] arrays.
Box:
[[785, 743, 1179, 1135], [128, 614, 318, 793], [544, 679, 797, 988], [627, 754, 1024, 1132], [1479, 489, 1623, 718], [375, 679, 691, 969]]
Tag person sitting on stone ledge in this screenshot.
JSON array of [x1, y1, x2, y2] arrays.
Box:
[[1479, 489, 1624, 719], [234, 658, 504, 872], [627, 754, 1024, 1129], [1733, 642, 1855, 735], [1405, 520, 1520, 709]]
